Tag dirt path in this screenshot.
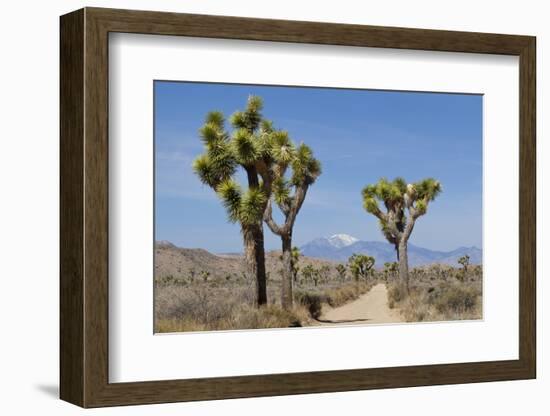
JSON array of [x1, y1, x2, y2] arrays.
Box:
[[318, 283, 403, 326]]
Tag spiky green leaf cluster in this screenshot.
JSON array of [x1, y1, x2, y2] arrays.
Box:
[[270, 131, 295, 166], [198, 122, 219, 146], [239, 188, 267, 225], [192, 153, 235, 188], [193, 111, 236, 187], [230, 95, 263, 132], [260, 119, 274, 134], [216, 180, 242, 223], [255, 132, 273, 159], [361, 177, 406, 216], [365, 177, 405, 204], [192, 154, 215, 187], [414, 178, 442, 201], [290, 143, 322, 186], [362, 177, 441, 215], [231, 129, 259, 165], [415, 199, 427, 215], [205, 110, 224, 127], [272, 176, 291, 207], [216, 180, 267, 226], [362, 195, 380, 215]]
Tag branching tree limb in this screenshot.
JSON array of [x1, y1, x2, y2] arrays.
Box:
[[362, 177, 442, 292], [263, 143, 322, 310]]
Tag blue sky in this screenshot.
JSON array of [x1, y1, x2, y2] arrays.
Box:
[[155, 81, 482, 253]]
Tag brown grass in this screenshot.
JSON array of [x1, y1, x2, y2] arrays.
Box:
[[156, 304, 310, 332], [386, 266, 482, 323], [155, 276, 377, 332]]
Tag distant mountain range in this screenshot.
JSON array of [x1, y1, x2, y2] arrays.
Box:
[[300, 234, 482, 267]]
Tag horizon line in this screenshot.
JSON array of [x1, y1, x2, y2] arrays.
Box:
[[155, 239, 483, 254]]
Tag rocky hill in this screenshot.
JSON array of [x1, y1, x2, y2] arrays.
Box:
[[154, 241, 339, 281]]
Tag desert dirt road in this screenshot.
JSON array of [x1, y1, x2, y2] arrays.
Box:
[[318, 283, 403, 326]]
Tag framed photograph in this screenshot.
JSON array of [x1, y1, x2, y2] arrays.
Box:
[[60, 7, 536, 408]]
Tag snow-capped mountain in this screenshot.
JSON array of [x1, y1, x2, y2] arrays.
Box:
[[327, 234, 359, 248], [300, 235, 482, 267]]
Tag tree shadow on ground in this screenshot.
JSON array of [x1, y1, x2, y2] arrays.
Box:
[[315, 318, 372, 324]]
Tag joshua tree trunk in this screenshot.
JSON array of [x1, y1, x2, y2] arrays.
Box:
[[243, 225, 268, 306], [280, 233, 293, 310], [398, 217, 416, 294], [397, 238, 409, 293], [243, 166, 269, 306]]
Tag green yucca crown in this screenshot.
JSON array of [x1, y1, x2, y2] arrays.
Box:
[[193, 95, 321, 229], [361, 177, 442, 248]]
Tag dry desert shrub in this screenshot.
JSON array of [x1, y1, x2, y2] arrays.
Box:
[[385, 263, 482, 323], [387, 278, 482, 323], [294, 291, 324, 319], [432, 284, 479, 316], [387, 283, 407, 309]]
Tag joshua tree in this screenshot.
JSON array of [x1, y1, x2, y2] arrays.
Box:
[[193, 96, 291, 306], [312, 269, 321, 287], [471, 264, 482, 280], [428, 263, 444, 280], [279, 246, 302, 284], [362, 177, 441, 292], [319, 265, 331, 284], [301, 264, 317, 286], [458, 255, 470, 273], [383, 261, 398, 281], [457, 254, 470, 282], [348, 254, 375, 281], [335, 264, 347, 282], [264, 143, 321, 310], [200, 270, 210, 283]]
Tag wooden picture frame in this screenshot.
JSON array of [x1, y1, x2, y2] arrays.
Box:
[[60, 7, 536, 408]]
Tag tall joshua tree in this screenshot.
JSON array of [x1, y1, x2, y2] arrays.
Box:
[[362, 177, 441, 292], [193, 96, 288, 307], [264, 143, 321, 310]]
